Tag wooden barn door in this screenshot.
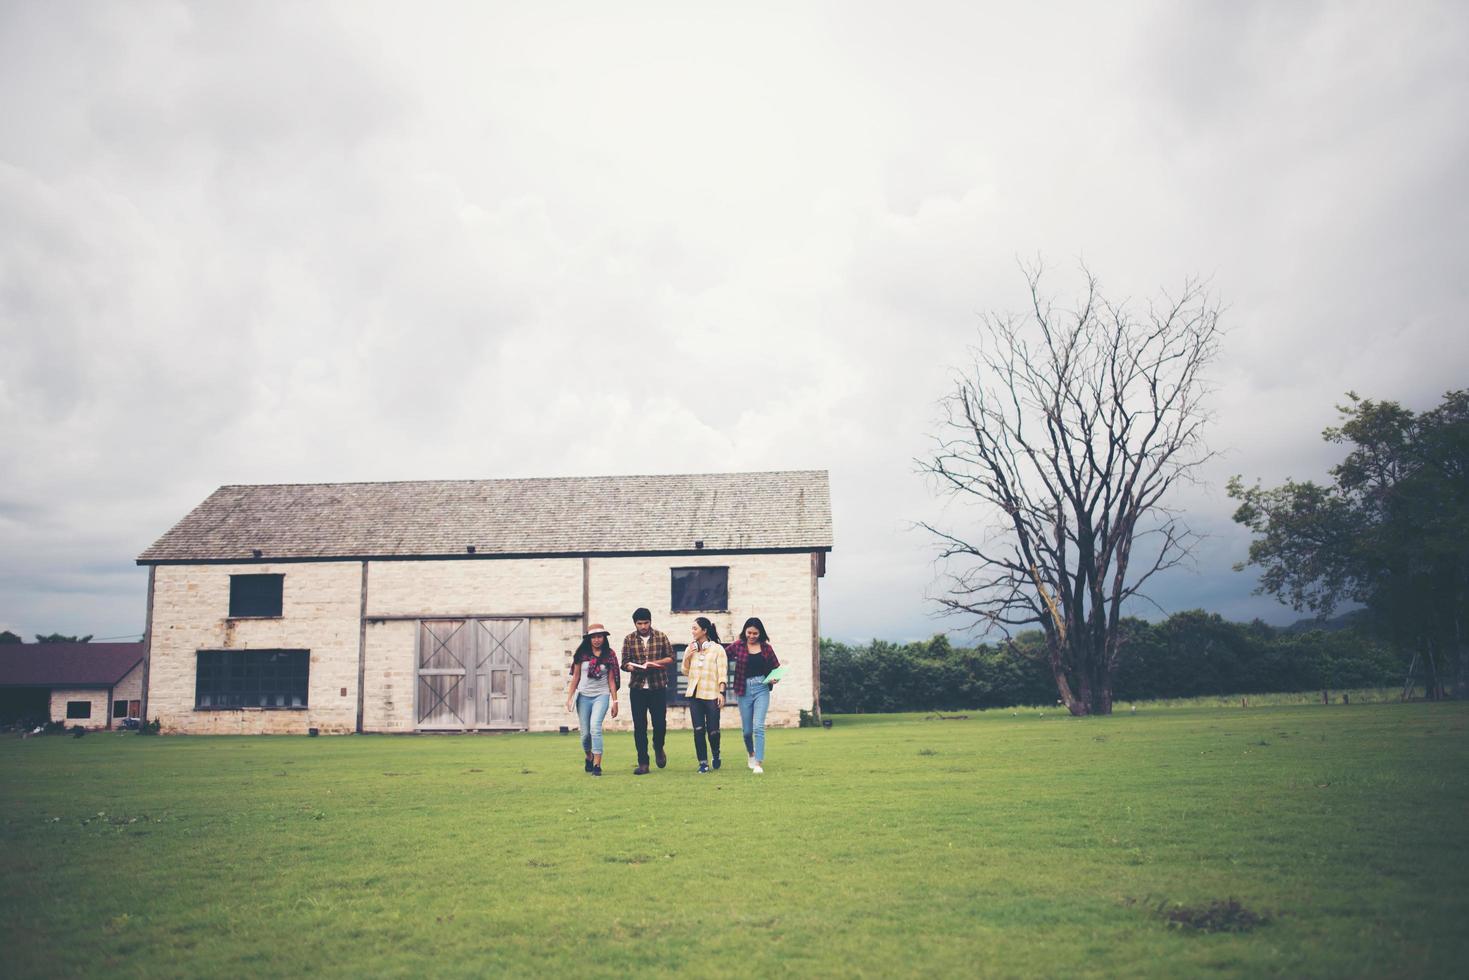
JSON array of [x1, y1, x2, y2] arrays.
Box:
[[416, 620, 471, 729], [416, 618, 530, 731], [472, 619, 529, 729]]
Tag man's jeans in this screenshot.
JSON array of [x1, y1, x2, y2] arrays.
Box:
[[629, 687, 667, 765]]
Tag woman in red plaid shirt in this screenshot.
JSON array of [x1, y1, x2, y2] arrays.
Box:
[[726, 617, 780, 774]]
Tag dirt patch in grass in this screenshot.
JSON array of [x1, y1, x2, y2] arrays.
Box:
[[1129, 896, 1271, 933]]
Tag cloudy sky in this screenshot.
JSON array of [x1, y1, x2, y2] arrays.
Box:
[[2, 1, 1465, 644]]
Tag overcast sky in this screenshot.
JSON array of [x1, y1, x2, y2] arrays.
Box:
[[2, 1, 1465, 644]]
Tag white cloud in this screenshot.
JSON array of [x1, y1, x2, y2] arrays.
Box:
[[1, 0, 1465, 642]]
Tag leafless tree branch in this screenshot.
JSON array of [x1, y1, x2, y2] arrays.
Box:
[[919, 264, 1220, 715]]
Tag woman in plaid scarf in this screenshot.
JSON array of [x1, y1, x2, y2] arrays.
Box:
[[566, 624, 620, 776]]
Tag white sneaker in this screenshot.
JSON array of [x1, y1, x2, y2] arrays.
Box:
[[747, 756, 756, 769], [751, 763, 764, 774]]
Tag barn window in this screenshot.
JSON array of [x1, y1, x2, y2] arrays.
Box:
[[229, 574, 284, 618], [113, 700, 128, 718], [195, 649, 309, 709], [66, 701, 92, 719], [671, 567, 728, 612]]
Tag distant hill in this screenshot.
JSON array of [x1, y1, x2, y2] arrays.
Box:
[[1281, 609, 1369, 635]]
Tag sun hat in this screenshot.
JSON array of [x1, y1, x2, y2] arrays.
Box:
[[584, 623, 611, 637]]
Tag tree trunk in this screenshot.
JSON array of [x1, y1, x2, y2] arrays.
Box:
[[1425, 639, 1444, 701], [1455, 605, 1466, 700], [1074, 667, 1094, 717], [1047, 635, 1087, 715], [1048, 636, 1119, 716], [1083, 649, 1110, 715], [1046, 630, 1121, 716]]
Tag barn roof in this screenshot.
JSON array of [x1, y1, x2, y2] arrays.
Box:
[[0, 643, 144, 687], [138, 470, 832, 563]]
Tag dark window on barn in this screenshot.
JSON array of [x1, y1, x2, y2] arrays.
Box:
[[113, 700, 128, 718], [671, 567, 728, 612], [195, 649, 309, 709], [229, 574, 284, 618], [66, 700, 92, 719]]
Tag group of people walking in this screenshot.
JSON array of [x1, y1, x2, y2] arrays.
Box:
[[564, 608, 781, 776]]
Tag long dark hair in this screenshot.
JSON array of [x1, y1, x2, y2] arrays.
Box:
[[694, 617, 722, 645], [574, 634, 611, 661], [739, 617, 770, 646]]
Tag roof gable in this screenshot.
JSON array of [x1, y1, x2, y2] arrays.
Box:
[[139, 470, 832, 563]]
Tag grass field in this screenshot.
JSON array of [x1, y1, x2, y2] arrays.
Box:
[[3, 700, 1467, 978]]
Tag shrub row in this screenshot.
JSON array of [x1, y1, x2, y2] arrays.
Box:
[[819, 611, 1403, 714]]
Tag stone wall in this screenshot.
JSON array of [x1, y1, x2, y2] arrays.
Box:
[[146, 551, 819, 735], [147, 562, 362, 734], [114, 661, 143, 708], [526, 616, 585, 732], [366, 558, 581, 617], [49, 688, 108, 729]]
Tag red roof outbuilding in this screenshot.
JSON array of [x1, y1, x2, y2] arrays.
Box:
[[0, 643, 144, 687]]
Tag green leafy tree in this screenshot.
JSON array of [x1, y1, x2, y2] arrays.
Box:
[[34, 633, 93, 643], [1114, 612, 1262, 699], [0, 630, 22, 644], [1230, 390, 1469, 697]]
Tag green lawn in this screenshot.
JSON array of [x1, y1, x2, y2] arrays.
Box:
[[3, 701, 1466, 978]]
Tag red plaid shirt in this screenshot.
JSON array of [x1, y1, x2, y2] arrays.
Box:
[[620, 629, 673, 690], [725, 640, 780, 696]]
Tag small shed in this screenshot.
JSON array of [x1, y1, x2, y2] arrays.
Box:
[[137, 471, 832, 734], [0, 643, 146, 729]]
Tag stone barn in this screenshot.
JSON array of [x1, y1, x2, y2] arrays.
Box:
[[137, 471, 832, 735]]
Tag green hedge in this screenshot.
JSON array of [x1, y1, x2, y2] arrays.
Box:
[[819, 611, 1403, 713]]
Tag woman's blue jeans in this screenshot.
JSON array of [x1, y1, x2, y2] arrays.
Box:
[[576, 693, 610, 755], [737, 676, 771, 762]]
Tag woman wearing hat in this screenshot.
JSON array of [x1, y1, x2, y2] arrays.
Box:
[[566, 623, 620, 776]]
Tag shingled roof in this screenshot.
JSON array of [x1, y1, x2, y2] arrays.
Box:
[[0, 643, 144, 687], [138, 471, 832, 563]]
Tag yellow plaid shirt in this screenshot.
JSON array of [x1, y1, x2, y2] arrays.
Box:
[[682, 641, 727, 700]]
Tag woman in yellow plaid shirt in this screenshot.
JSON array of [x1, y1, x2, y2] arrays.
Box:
[[682, 617, 727, 773]]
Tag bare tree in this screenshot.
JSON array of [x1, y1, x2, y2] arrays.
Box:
[[921, 264, 1221, 715]]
